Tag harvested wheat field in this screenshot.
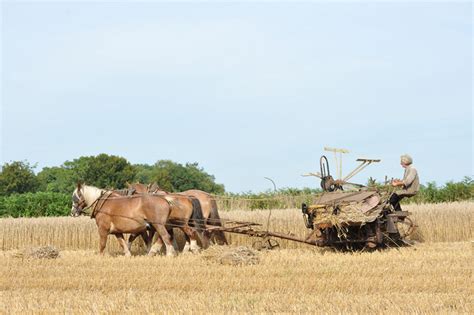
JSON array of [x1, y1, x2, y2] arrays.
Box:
[[0, 243, 472, 313], [0, 202, 473, 313]]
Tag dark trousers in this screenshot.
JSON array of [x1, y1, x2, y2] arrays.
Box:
[[389, 193, 404, 211]]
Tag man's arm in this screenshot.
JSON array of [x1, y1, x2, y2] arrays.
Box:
[[403, 168, 417, 187], [392, 179, 404, 187]]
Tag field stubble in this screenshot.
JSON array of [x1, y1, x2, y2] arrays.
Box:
[[0, 202, 472, 313], [0, 243, 472, 313]]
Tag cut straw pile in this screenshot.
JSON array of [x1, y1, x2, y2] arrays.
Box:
[[201, 246, 260, 266], [313, 203, 381, 226], [12, 245, 60, 259]]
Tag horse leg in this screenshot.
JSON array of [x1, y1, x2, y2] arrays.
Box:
[[174, 220, 191, 252], [169, 228, 180, 252], [181, 229, 191, 253], [182, 226, 201, 253], [128, 233, 139, 251], [201, 216, 213, 245], [128, 231, 152, 255], [98, 228, 108, 256], [198, 228, 211, 250], [147, 226, 167, 256], [152, 223, 176, 257], [148, 237, 164, 257], [193, 217, 210, 249], [115, 233, 132, 257], [141, 230, 155, 253]]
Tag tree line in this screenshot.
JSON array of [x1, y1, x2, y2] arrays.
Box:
[[0, 154, 225, 196], [0, 154, 472, 217]]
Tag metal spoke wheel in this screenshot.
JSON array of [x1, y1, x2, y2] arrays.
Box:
[[395, 217, 415, 239], [252, 238, 280, 251]]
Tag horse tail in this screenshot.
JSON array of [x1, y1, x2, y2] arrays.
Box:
[[190, 197, 205, 233], [209, 198, 228, 245]]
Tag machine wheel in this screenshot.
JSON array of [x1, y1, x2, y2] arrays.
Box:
[[395, 217, 415, 239], [252, 238, 280, 251]]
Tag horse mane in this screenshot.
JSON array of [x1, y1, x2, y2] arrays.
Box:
[[81, 184, 106, 206]]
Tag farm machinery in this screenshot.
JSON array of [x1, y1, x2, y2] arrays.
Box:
[[210, 148, 415, 250], [301, 147, 416, 249]]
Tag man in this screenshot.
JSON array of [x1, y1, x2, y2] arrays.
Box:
[[390, 154, 420, 211]]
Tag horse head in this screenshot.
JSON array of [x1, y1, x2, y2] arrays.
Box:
[[71, 183, 104, 216], [71, 183, 86, 217], [147, 182, 162, 193], [127, 182, 147, 194]]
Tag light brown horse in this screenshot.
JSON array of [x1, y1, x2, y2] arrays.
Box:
[[127, 183, 208, 252], [71, 183, 176, 256], [133, 183, 228, 245]]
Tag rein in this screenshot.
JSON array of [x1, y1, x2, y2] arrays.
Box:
[[80, 192, 174, 218], [79, 191, 105, 217], [90, 191, 116, 218]]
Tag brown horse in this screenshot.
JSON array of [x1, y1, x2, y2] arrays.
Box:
[[132, 183, 228, 245], [180, 189, 228, 245], [127, 183, 208, 252], [71, 183, 176, 256]]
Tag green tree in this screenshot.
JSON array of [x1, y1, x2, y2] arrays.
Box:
[[37, 166, 76, 193], [136, 160, 225, 194], [133, 164, 154, 185], [0, 161, 39, 196], [64, 154, 136, 189]]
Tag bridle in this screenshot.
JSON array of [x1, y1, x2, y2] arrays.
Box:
[[72, 188, 107, 217], [72, 190, 87, 216]]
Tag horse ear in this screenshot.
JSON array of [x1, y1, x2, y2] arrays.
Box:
[[76, 182, 82, 191], [150, 182, 159, 191], [125, 181, 131, 188]]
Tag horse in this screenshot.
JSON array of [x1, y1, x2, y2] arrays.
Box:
[[131, 183, 228, 245], [127, 183, 208, 252], [71, 183, 176, 257], [179, 189, 228, 245]]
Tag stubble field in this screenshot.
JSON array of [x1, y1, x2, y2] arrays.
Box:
[[0, 202, 473, 313]]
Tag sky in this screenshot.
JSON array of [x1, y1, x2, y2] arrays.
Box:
[[1, 1, 472, 193]]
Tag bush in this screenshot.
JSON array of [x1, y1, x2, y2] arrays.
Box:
[[0, 192, 70, 217], [406, 177, 473, 204]]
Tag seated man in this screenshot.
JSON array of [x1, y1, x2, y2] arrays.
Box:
[[390, 154, 420, 211]]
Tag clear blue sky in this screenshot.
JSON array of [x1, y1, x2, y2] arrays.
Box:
[[1, 1, 472, 193]]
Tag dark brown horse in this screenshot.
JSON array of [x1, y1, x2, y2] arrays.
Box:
[[127, 183, 208, 252], [131, 183, 228, 245], [71, 183, 176, 256]]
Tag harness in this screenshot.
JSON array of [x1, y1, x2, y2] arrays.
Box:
[[79, 191, 175, 218], [89, 191, 113, 218]]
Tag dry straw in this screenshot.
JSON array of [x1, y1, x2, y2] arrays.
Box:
[[12, 245, 60, 259], [201, 245, 260, 266], [0, 242, 471, 313]]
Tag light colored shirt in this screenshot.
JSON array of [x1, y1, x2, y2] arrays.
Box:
[[398, 165, 420, 196]]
